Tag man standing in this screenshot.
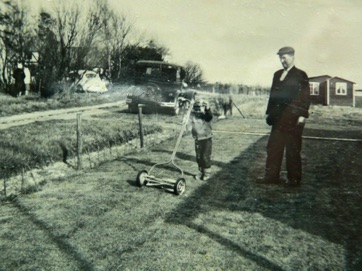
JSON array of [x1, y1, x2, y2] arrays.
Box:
[[13, 63, 26, 97], [258, 46, 311, 186]]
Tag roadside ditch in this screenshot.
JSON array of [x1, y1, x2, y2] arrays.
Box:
[[1, 129, 179, 200]]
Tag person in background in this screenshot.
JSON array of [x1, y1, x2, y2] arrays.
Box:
[[24, 63, 31, 96], [189, 97, 213, 181], [217, 94, 233, 119], [257, 46, 311, 187], [13, 63, 26, 97]]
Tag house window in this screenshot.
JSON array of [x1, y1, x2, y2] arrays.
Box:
[[335, 82, 347, 95], [309, 82, 319, 95]]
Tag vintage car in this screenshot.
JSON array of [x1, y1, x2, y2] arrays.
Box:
[[126, 60, 193, 115], [75, 70, 108, 93]]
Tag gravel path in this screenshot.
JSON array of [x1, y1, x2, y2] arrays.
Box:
[[0, 101, 126, 130]]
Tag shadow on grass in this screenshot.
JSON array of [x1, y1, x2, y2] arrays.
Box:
[[150, 149, 228, 169], [11, 197, 95, 271], [165, 130, 362, 270], [117, 157, 196, 178]]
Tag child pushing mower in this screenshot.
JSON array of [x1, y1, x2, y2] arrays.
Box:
[[135, 94, 213, 195], [189, 97, 213, 181]]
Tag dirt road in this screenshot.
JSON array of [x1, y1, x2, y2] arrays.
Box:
[[0, 101, 127, 130]]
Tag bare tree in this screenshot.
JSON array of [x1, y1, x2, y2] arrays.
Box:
[[36, 10, 59, 97], [34, 0, 105, 96], [184, 61, 205, 87], [53, 0, 81, 78], [74, 0, 107, 70], [0, 0, 34, 94], [101, 7, 135, 81]]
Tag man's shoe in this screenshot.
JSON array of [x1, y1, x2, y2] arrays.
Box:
[[202, 174, 210, 181], [202, 169, 211, 181]]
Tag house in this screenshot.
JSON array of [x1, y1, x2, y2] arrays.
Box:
[[309, 75, 355, 107]]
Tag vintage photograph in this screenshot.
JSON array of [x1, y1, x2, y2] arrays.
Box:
[[1, 0, 361, 270]]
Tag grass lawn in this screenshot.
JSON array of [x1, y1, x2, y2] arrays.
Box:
[[1, 106, 361, 270]]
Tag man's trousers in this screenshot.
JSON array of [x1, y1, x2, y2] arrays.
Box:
[[265, 125, 304, 182]]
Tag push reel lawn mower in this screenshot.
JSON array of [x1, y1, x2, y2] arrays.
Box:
[[136, 98, 195, 195]]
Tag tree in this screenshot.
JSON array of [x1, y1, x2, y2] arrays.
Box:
[[101, 7, 135, 81], [122, 42, 166, 65], [0, 0, 34, 95], [119, 41, 170, 83], [73, 0, 106, 71], [36, 11, 60, 97], [53, 1, 81, 78], [184, 61, 205, 87], [36, 0, 105, 96]]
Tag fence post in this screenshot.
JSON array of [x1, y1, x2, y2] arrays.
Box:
[[138, 104, 145, 148], [76, 113, 82, 170]]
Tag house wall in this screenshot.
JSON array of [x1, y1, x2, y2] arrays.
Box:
[[309, 80, 327, 105], [329, 78, 354, 107]]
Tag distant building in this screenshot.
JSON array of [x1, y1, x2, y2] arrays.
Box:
[[355, 89, 362, 108], [309, 75, 356, 107]]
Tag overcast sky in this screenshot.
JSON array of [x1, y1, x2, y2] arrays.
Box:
[[37, 0, 362, 87], [106, 0, 362, 88]]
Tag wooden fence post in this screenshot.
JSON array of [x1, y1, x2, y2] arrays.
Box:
[[76, 113, 82, 170], [138, 104, 145, 148]]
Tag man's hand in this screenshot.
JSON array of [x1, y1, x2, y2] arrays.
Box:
[[297, 116, 306, 126], [266, 114, 274, 126]]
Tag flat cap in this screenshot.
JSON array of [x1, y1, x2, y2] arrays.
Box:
[[277, 46, 295, 55]]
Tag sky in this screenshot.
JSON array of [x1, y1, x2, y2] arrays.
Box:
[[33, 0, 362, 87]]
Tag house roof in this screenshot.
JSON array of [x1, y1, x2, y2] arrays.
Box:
[[309, 75, 332, 83], [309, 75, 355, 84], [309, 75, 332, 80], [331, 76, 355, 84]]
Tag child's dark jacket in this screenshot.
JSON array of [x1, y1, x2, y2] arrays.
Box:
[[190, 108, 213, 140]]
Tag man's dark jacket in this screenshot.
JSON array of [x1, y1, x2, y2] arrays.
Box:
[[266, 66, 310, 128]]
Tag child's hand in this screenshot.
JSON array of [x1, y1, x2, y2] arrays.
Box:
[[202, 101, 210, 110]]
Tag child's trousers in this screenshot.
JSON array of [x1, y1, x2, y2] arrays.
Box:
[[195, 138, 212, 169]]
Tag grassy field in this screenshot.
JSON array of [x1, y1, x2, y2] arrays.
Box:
[[0, 112, 361, 270], [1, 89, 362, 270], [0, 84, 131, 117], [1, 89, 362, 189], [0, 89, 268, 179]]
